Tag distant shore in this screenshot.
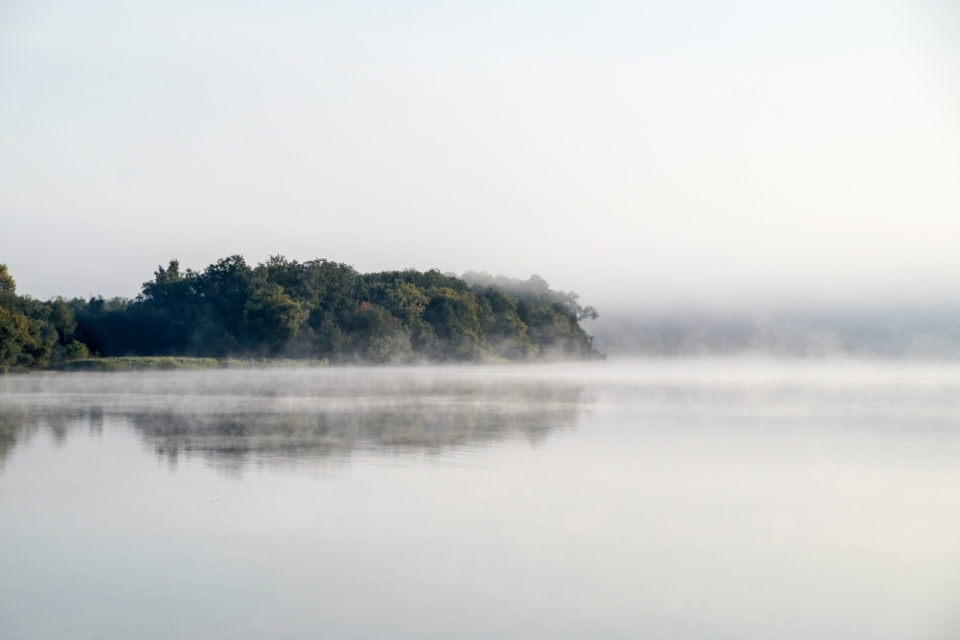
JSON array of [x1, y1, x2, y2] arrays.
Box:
[[1, 257, 601, 372], [48, 357, 332, 372]]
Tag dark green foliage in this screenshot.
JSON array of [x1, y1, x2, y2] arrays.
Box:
[[2, 257, 602, 368], [49, 357, 328, 372], [0, 265, 72, 371], [243, 284, 304, 354]]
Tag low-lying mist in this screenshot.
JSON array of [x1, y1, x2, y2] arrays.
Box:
[[591, 308, 960, 359], [0, 368, 584, 474]]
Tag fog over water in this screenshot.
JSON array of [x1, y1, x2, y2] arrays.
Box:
[[591, 307, 960, 358], [3, 362, 960, 639], [0, 369, 583, 472], [3, 1, 960, 636]]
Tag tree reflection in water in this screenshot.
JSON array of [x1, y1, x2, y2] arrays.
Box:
[[0, 369, 584, 473]]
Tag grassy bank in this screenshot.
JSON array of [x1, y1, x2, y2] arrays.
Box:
[[49, 357, 330, 372]]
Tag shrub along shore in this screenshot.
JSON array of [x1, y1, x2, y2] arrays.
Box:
[[0, 256, 602, 372], [47, 357, 332, 372]]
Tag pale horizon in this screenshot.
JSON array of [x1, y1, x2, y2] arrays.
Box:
[[2, 1, 959, 314]]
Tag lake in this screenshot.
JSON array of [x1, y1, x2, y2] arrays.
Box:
[[2, 360, 960, 639]]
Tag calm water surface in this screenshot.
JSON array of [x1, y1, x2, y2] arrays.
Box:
[[2, 360, 960, 639]]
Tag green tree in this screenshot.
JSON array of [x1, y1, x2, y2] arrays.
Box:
[[0, 266, 54, 371], [351, 302, 412, 363], [65, 256, 602, 363], [376, 281, 428, 324], [0, 265, 15, 294], [422, 287, 486, 360], [479, 288, 536, 359], [243, 284, 304, 354]]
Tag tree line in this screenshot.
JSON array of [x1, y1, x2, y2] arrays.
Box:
[[0, 256, 601, 370]]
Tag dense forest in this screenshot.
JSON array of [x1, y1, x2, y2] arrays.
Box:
[[0, 257, 601, 371]]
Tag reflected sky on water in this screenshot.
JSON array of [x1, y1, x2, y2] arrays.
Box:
[[0, 368, 583, 474], [2, 361, 960, 639]]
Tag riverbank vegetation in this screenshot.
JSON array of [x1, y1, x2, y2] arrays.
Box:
[[0, 257, 601, 371], [47, 357, 329, 372]]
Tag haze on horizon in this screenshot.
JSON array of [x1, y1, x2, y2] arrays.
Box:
[[1, 1, 959, 315]]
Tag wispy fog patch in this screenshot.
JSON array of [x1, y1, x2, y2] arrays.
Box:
[[0, 368, 583, 474], [4, 361, 960, 637], [592, 309, 960, 359], [461, 272, 598, 322]]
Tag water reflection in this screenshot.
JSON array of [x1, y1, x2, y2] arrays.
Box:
[[5, 362, 960, 639], [0, 369, 583, 472]]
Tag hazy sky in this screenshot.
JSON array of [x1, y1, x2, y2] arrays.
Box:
[[1, 1, 958, 312]]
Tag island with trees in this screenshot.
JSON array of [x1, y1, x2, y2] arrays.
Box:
[[0, 256, 601, 371]]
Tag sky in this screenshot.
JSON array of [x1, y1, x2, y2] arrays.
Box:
[[1, 1, 959, 314]]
